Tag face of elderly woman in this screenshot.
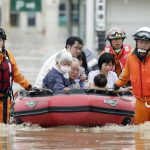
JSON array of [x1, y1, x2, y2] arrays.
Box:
[[57, 60, 72, 74]]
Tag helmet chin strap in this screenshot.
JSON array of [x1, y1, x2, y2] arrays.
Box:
[[0, 41, 5, 53], [0, 47, 5, 53], [110, 43, 122, 54], [110, 41, 122, 54]]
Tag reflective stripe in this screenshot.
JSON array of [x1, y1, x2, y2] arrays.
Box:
[[145, 102, 150, 108]]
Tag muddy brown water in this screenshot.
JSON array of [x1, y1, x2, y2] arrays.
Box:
[[1, 123, 150, 150]]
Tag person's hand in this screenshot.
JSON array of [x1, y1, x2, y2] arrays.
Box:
[[79, 73, 87, 82], [63, 87, 71, 93], [113, 83, 120, 91], [127, 86, 132, 90]]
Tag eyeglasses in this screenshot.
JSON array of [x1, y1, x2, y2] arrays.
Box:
[[72, 46, 83, 51], [134, 31, 150, 40], [71, 67, 80, 72]]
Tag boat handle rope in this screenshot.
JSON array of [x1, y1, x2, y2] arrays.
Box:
[[116, 93, 133, 102]]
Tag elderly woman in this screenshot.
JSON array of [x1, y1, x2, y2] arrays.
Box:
[[88, 53, 118, 88], [43, 51, 72, 93]]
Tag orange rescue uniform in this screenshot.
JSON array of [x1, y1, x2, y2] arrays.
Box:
[[0, 50, 30, 123], [116, 51, 150, 124]]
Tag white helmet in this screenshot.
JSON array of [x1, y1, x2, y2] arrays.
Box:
[[106, 27, 126, 41], [133, 27, 150, 40]]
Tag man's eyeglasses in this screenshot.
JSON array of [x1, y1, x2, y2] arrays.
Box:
[[71, 67, 80, 72], [72, 46, 83, 51]]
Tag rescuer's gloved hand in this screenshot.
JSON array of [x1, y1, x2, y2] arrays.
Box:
[[113, 83, 120, 91], [26, 84, 32, 91]]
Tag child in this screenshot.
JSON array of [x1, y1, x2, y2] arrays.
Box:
[[93, 74, 107, 88]]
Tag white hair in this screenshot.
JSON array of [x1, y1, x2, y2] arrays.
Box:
[[72, 57, 80, 64], [71, 57, 80, 69], [55, 51, 72, 64]]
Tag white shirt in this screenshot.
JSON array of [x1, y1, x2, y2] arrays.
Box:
[[35, 48, 67, 88], [88, 70, 118, 88]]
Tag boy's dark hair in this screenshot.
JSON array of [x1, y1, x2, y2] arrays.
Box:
[[65, 36, 83, 48], [98, 53, 115, 70], [94, 74, 107, 88]]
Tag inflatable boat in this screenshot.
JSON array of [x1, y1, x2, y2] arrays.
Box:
[[13, 88, 135, 127]]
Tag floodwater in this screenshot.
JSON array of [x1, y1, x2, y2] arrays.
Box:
[[1, 32, 150, 150], [1, 123, 150, 150]]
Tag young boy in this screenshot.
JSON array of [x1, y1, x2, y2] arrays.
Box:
[[93, 74, 107, 88]]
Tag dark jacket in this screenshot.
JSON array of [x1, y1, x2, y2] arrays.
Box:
[[43, 68, 70, 93]]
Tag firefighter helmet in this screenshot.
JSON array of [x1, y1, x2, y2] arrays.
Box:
[[133, 27, 150, 41], [106, 27, 126, 41]]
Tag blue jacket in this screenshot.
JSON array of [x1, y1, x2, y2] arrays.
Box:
[[43, 68, 70, 93]]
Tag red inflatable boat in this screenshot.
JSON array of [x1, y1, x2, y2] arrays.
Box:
[[13, 88, 135, 127]]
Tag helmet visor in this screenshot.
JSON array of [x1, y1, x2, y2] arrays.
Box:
[[134, 31, 150, 40]]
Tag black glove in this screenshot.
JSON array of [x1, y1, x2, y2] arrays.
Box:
[[113, 83, 120, 91], [26, 84, 32, 91]]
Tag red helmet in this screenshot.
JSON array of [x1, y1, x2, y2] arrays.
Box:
[[0, 28, 7, 40], [106, 27, 126, 41]]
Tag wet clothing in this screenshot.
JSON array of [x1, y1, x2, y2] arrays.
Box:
[[43, 68, 70, 93], [0, 100, 10, 123], [102, 44, 132, 77], [115, 48, 150, 124], [0, 49, 31, 123], [134, 99, 150, 124]]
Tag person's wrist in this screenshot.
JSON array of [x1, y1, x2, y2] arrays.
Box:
[[26, 84, 32, 90], [113, 83, 120, 91]]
